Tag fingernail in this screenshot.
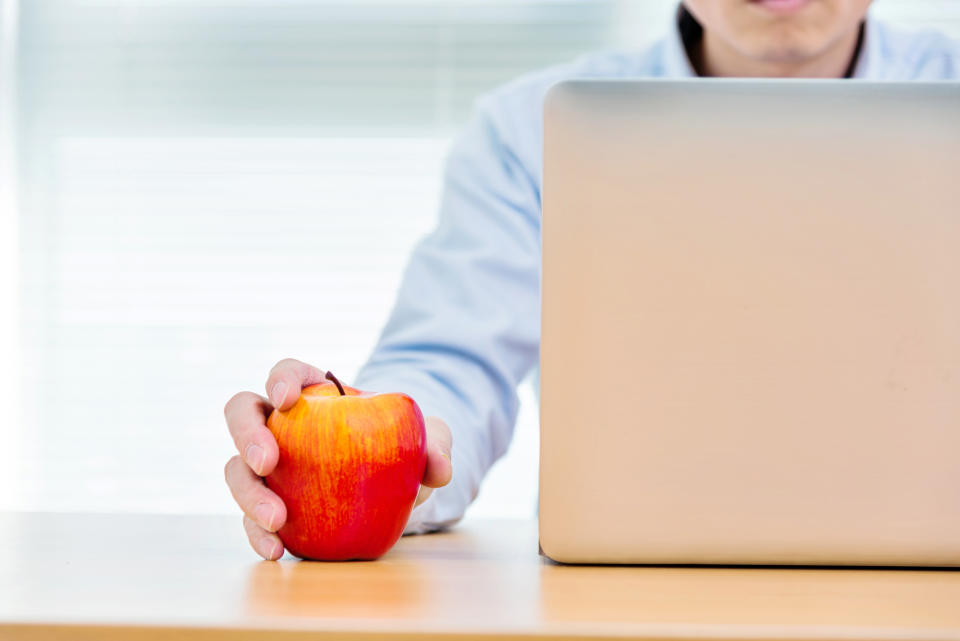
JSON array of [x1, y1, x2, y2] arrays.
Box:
[[245, 444, 266, 475], [270, 381, 288, 408], [254, 502, 277, 532], [270, 539, 284, 560], [261, 536, 282, 560]]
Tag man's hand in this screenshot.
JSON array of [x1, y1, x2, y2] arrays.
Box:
[[223, 358, 453, 560]]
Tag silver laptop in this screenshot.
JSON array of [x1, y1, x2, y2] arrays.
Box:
[[539, 80, 960, 566]]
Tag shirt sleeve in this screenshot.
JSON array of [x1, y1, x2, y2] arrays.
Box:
[[352, 94, 542, 534]]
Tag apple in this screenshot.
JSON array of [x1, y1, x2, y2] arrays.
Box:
[[265, 371, 427, 561]]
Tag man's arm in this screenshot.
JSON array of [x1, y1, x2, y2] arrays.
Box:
[[354, 94, 542, 533]]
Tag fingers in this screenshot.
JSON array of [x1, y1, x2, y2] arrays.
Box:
[[420, 416, 453, 488], [243, 515, 284, 561], [225, 358, 325, 476], [265, 358, 328, 411], [225, 455, 288, 534], [224, 391, 280, 476]]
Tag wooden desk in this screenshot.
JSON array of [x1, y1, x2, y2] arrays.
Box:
[[1, 512, 959, 640]]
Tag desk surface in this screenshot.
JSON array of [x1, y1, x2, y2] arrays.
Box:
[[2, 512, 960, 641]]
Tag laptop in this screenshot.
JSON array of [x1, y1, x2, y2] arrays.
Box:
[[539, 80, 960, 566]]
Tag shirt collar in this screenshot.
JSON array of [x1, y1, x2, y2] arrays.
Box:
[[851, 14, 882, 79], [662, 9, 698, 78], [662, 7, 878, 80]]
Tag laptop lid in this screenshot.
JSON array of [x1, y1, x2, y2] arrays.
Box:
[[539, 80, 960, 565]]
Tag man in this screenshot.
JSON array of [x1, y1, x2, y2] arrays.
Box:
[[223, 0, 960, 560]]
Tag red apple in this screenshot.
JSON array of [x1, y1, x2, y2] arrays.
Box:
[[265, 372, 427, 561]]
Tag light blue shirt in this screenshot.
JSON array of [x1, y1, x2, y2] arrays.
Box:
[[354, 11, 960, 534]]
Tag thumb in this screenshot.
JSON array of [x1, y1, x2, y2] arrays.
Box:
[[420, 416, 452, 488]]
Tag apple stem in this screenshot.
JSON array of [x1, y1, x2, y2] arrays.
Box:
[[325, 371, 346, 396]]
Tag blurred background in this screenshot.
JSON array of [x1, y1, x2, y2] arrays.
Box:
[[1, 0, 958, 520]]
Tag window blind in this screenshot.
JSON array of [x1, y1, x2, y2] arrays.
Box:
[[13, 0, 623, 517], [8, 0, 960, 517]]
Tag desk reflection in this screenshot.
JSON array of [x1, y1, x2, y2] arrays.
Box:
[[242, 522, 542, 628], [244, 556, 430, 619]]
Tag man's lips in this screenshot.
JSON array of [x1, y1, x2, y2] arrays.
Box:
[[749, 0, 813, 15]]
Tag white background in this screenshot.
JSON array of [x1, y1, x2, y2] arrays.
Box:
[[2, 0, 959, 520]]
